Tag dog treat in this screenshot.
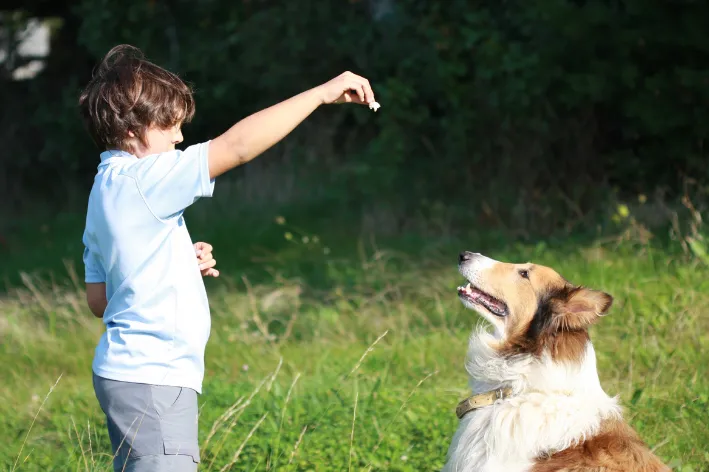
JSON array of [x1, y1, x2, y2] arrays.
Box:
[[369, 101, 381, 112]]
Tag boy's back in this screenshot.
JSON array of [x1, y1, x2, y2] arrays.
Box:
[[84, 142, 213, 392]]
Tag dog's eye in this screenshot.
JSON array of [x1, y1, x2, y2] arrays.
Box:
[[519, 269, 530, 279]]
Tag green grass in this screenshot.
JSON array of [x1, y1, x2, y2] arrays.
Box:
[[1, 209, 708, 471]]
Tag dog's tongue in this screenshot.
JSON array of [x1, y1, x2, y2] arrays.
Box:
[[463, 284, 505, 314], [483, 296, 506, 313]]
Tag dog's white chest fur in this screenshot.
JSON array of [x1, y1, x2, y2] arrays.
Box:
[[442, 330, 621, 472]]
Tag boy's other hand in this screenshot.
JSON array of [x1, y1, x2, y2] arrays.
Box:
[[194, 242, 219, 277], [317, 71, 375, 106]]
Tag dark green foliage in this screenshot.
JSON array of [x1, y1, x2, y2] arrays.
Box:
[[2, 0, 708, 232]]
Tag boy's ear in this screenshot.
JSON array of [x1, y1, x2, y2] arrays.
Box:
[[550, 287, 613, 331]]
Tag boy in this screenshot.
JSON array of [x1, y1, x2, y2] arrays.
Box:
[[79, 44, 376, 472]]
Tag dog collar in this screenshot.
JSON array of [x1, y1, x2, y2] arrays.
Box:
[[456, 387, 514, 419]]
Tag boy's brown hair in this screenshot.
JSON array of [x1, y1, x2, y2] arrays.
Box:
[[79, 44, 195, 152]]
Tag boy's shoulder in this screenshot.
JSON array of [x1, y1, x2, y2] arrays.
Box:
[[88, 142, 213, 224], [97, 143, 206, 173]]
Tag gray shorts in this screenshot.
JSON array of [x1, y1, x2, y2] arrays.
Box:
[[92, 374, 200, 472]]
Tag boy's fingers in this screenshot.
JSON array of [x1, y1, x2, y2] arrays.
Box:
[[348, 84, 375, 105], [203, 268, 220, 278], [199, 258, 217, 270], [327, 71, 374, 105], [363, 79, 375, 104], [347, 80, 366, 103], [194, 242, 213, 253], [355, 76, 374, 103], [348, 74, 375, 103]]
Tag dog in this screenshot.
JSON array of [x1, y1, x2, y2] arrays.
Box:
[[442, 251, 670, 472]]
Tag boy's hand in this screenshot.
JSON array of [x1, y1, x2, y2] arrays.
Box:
[[194, 242, 219, 277], [317, 71, 376, 106]]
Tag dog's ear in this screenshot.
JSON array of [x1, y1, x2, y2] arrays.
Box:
[[550, 287, 613, 331]]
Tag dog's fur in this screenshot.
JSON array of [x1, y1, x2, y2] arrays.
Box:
[[442, 252, 670, 472]]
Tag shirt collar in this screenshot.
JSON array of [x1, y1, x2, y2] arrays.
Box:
[[100, 149, 137, 164]]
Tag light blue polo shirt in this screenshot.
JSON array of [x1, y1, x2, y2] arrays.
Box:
[[82, 141, 214, 394]]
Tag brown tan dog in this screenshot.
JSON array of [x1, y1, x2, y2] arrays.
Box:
[[442, 252, 670, 472]]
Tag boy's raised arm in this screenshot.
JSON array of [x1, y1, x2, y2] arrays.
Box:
[[208, 71, 375, 179]]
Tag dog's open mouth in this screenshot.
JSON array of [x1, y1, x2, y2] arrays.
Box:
[[457, 283, 508, 317]]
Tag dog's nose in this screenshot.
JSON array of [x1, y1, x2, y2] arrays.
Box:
[[459, 251, 477, 264]]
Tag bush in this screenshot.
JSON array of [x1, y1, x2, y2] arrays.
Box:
[[3, 0, 709, 234]]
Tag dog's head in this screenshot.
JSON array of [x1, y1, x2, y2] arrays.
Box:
[[457, 251, 613, 363]]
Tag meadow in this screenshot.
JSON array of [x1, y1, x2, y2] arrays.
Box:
[[1, 202, 708, 471], [4, 2, 709, 469]]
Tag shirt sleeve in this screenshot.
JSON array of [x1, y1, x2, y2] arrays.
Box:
[[83, 245, 106, 283], [132, 141, 215, 220]]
